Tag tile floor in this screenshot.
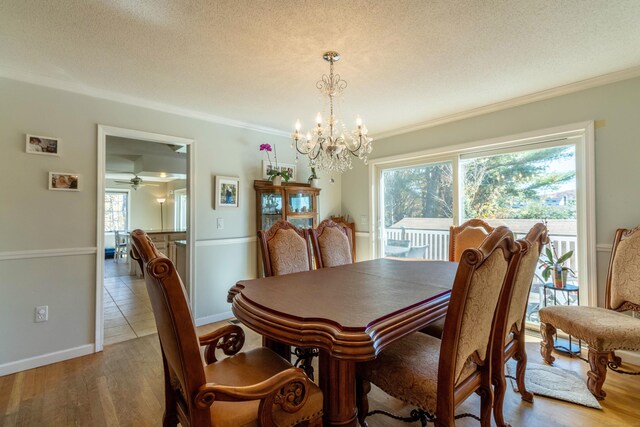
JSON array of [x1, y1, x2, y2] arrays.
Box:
[[103, 259, 157, 346]]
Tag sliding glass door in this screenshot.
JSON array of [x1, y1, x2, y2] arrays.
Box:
[[460, 144, 577, 324]]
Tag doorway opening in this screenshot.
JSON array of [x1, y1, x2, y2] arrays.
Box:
[[96, 126, 195, 350]]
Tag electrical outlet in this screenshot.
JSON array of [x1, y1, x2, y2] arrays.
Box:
[[217, 218, 224, 230], [35, 305, 48, 323], [360, 215, 368, 226]]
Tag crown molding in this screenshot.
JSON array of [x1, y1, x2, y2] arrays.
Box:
[[0, 68, 290, 138], [375, 66, 640, 140]]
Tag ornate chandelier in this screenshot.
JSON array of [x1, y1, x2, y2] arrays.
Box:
[[291, 51, 373, 173]]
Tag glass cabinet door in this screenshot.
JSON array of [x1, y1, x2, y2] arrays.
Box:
[[261, 192, 282, 230], [288, 193, 313, 214], [288, 216, 314, 229]]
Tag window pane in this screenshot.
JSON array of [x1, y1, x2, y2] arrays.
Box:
[[105, 191, 128, 232], [381, 161, 453, 260]]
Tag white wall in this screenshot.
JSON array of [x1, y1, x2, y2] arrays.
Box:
[[342, 76, 640, 307], [0, 77, 342, 371]]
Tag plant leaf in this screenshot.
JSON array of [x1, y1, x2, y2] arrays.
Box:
[[545, 247, 554, 262], [542, 268, 550, 282], [557, 250, 574, 264]]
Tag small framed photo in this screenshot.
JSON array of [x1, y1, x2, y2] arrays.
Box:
[[49, 172, 80, 191], [215, 176, 239, 208], [26, 134, 61, 156], [262, 160, 297, 181]]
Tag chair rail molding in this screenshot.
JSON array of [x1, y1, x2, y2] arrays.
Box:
[[195, 236, 257, 246], [0, 247, 97, 261]]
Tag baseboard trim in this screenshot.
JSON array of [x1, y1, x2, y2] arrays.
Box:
[[0, 247, 97, 261], [617, 350, 640, 367], [0, 344, 94, 377], [195, 237, 256, 247], [596, 243, 613, 252], [355, 232, 370, 238], [195, 311, 233, 327]]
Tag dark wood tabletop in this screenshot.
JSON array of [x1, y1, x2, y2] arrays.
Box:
[[228, 258, 458, 427]]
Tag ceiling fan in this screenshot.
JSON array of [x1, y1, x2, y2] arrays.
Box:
[[114, 174, 159, 190]]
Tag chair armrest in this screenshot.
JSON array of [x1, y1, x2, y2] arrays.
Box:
[[198, 324, 245, 364], [195, 367, 312, 421]]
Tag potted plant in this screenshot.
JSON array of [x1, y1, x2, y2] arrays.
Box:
[[260, 143, 290, 186], [308, 167, 320, 188], [539, 241, 575, 288]]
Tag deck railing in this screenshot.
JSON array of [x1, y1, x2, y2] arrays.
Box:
[[383, 227, 578, 272]]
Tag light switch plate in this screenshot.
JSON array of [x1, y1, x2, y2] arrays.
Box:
[[217, 218, 224, 229]]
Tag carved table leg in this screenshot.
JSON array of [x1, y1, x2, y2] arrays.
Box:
[[262, 336, 291, 363], [587, 348, 608, 400], [539, 322, 556, 364], [356, 379, 371, 427], [610, 351, 622, 367], [319, 349, 358, 427]]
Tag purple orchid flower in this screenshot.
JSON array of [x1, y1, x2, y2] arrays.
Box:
[[259, 143, 272, 152]]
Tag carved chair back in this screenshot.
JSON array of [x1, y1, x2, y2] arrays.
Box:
[[129, 229, 211, 426], [437, 227, 518, 411], [449, 219, 495, 262], [309, 219, 354, 268], [487, 223, 548, 423], [502, 223, 548, 340], [258, 220, 313, 277], [605, 226, 640, 312]]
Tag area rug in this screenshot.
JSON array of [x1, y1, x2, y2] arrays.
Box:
[[506, 360, 601, 409]]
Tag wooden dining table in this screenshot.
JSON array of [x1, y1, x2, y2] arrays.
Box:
[[227, 258, 458, 427]]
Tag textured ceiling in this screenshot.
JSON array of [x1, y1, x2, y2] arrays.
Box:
[[2, 1, 640, 136]]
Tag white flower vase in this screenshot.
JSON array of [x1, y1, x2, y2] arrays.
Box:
[[310, 178, 320, 188], [272, 176, 283, 186]]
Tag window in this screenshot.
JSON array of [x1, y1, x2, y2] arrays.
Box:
[[105, 190, 129, 232], [380, 160, 453, 259], [371, 122, 596, 316], [174, 189, 187, 230]]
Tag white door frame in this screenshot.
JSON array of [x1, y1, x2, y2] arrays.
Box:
[[95, 125, 196, 352]]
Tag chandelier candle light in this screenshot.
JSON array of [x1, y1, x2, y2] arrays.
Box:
[[291, 51, 373, 173]]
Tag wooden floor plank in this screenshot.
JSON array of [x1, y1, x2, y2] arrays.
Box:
[[0, 322, 638, 427]]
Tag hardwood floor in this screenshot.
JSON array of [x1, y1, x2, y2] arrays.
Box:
[[1, 321, 638, 426]]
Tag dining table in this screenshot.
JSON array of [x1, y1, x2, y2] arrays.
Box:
[[227, 258, 458, 427]]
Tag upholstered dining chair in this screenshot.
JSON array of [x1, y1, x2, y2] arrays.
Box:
[[539, 226, 640, 400], [421, 218, 496, 338], [356, 227, 519, 427], [449, 219, 495, 262], [258, 220, 317, 380], [491, 223, 548, 427], [258, 220, 313, 277], [309, 219, 354, 268], [129, 229, 323, 427]]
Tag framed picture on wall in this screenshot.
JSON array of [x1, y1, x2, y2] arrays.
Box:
[[49, 172, 80, 191], [262, 160, 297, 181], [26, 134, 61, 156], [215, 176, 239, 208]]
